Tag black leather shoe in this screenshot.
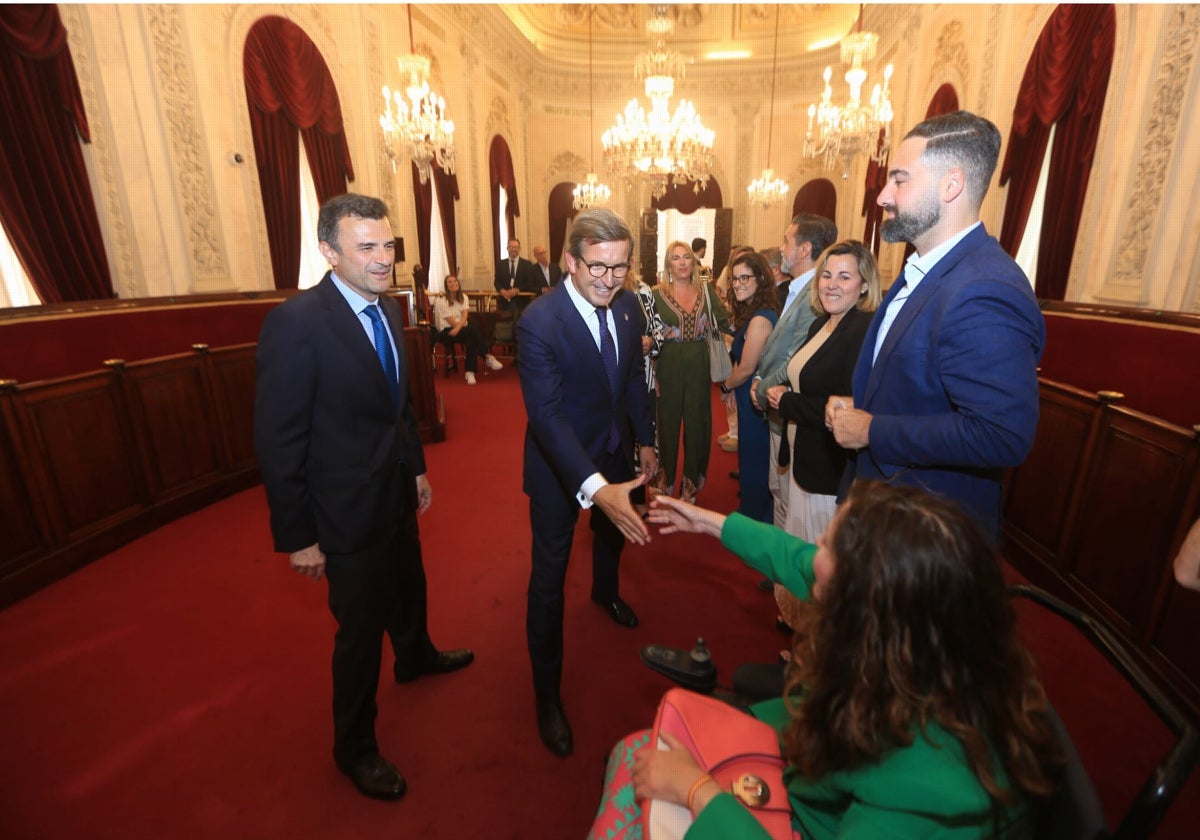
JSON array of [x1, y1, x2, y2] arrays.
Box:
[[592, 595, 638, 628], [536, 696, 573, 757], [339, 754, 407, 801], [394, 648, 475, 683]]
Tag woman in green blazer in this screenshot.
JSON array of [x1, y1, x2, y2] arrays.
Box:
[[604, 482, 1062, 839]]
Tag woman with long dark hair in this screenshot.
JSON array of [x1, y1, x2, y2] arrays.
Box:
[[717, 250, 780, 521], [591, 481, 1062, 839]]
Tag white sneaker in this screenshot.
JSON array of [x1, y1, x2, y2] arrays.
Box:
[[465, 371, 476, 385], [485, 354, 504, 371]]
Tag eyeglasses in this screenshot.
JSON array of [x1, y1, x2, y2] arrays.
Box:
[[731, 273, 758, 286], [584, 261, 631, 280]]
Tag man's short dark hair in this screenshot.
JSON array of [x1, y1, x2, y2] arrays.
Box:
[[568, 208, 633, 259], [691, 237, 707, 253], [318, 193, 389, 251], [791, 214, 838, 260], [906, 111, 1002, 207]]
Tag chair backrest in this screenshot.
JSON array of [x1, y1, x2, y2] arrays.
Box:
[[1011, 584, 1200, 840]]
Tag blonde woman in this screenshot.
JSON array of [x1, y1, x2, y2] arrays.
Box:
[[652, 241, 730, 503]]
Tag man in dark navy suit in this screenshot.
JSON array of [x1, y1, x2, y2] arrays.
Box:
[[255, 193, 473, 801], [494, 237, 536, 313], [516, 208, 656, 756], [530, 244, 562, 290], [828, 112, 1045, 541]]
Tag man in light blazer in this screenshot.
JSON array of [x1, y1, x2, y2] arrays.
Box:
[[517, 208, 656, 757], [255, 194, 472, 802], [828, 112, 1045, 541], [751, 214, 838, 527]]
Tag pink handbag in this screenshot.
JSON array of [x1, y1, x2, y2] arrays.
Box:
[[642, 688, 799, 840]]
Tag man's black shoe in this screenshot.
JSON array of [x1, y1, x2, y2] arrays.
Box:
[[339, 754, 407, 801], [592, 595, 638, 628], [394, 648, 475, 683], [536, 696, 573, 757], [729, 470, 740, 480]]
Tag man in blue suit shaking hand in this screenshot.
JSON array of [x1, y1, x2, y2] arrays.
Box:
[[827, 111, 1045, 542], [517, 208, 656, 757]]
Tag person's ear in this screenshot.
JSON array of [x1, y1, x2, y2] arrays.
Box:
[[318, 240, 339, 267], [943, 166, 965, 203]]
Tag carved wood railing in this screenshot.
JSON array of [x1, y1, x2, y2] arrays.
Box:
[[1004, 379, 1200, 718], [0, 328, 443, 610]]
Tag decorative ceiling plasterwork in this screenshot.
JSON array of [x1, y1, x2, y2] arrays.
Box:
[[977, 5, 1004, 116], [144, 3, 229, 282], [60, 4, 139, 297], [1110, 4, 1199, 300]]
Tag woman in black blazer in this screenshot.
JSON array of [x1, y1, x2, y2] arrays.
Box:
[[766, 240, 882, 544]]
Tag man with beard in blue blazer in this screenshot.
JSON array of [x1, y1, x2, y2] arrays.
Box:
[[517, 208, 656, 757], [827, 112, 1045, 542]]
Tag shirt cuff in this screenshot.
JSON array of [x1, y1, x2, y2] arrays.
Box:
[[577, 472, 607, 509]]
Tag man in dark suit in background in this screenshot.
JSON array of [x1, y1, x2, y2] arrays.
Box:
[[828, 111, 1045, 541], [495, 237, 535, 314], [255, 193, 473, 802], [517, 208, 656, 757], [531, 244, 562, 291]]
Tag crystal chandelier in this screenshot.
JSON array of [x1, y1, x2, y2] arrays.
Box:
[[379, 5, 455, 184], [573, 8, 611, 210], [747, 6, 789, 210], [803, 4, 893, 179], [602, 5, 714, 199]]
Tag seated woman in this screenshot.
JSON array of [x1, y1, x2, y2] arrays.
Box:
[[432, 274, 503, 385], [591, 482, 1061, 839]]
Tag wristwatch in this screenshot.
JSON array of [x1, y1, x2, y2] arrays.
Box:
[[718, 383, 732, 395]]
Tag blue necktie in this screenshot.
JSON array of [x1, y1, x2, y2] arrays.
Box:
[[597, 306, 618, 394], [364, 304, 399, 407], [597, 307, 621, 452]]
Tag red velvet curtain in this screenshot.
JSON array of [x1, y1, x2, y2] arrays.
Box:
[[244, 16, 354, 290], [999, 4, 1114, 300], [651, 178, 723, 214], [794, 179, 837, 222], [548, 183, 577, 265], [0, 5, 113, 303], [410, 160, 459, 276], [489, 136, 519, 267]]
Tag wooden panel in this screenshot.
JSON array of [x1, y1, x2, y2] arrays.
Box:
[[1004, 382, 1096, 570], [124, 357, 223, 497], [0, 398, 46, 576], [1070, 410, 1197, 637], [19, 375, 147, 540], [208, 346, 257, 469], [404, 328, 445, 443]]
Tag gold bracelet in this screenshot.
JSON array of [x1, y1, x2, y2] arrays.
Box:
[[686, 773, 716, 812]]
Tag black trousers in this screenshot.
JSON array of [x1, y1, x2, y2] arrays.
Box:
[[439, 325, 489, 372], [526, 448, 632, 700], [323, 471, 434, 769]]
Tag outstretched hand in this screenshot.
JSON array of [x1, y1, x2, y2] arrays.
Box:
[[593, 474, 652, 545], [647, 495, 727, 539]]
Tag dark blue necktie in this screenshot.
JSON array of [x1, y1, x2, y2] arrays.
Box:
[[597, 306, 621, 452], [364, 304, 399, 407], [597, 306, 618, 394]]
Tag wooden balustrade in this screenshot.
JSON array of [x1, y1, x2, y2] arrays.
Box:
[[1004, 378, 1200, 717], [0, 328, 443, 610]]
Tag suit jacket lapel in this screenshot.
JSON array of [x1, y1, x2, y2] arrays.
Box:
[[861, 227, 986, 402], [317, 275, 398, 412]]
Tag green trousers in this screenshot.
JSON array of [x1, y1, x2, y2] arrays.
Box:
[[655, 340, 712, 492]]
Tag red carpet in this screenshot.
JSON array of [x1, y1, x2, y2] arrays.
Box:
[[0, 365, 1195, 838]]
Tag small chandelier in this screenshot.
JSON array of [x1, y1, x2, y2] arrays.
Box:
[[747, 6, 789, 210], [602, 5, 714, 199], [573, 7, 611, 210], [803, 4, 893, 179], [379, 5, 455, 184]]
